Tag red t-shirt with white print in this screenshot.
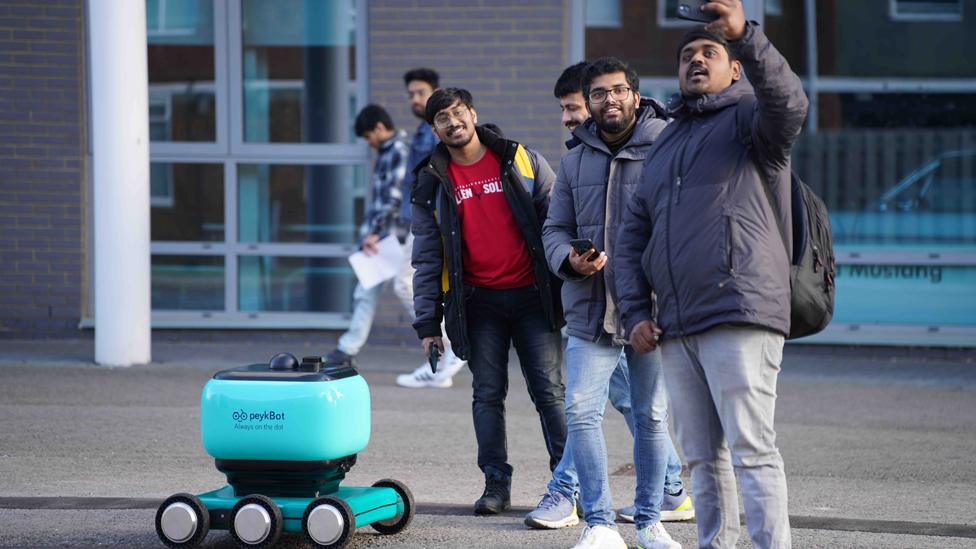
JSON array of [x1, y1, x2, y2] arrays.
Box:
[[448, 149, 536, 289]]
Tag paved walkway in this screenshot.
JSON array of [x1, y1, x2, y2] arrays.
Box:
[[1, 338, 974, 548]]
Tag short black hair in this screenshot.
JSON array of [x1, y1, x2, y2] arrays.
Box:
[[403, 67, 440, 89], [554, 61, 588, 99], [354, 104, 394, 137], [676, 27, 734, 61], [424, 88, 474, 125], [580, 57, 639, 102]]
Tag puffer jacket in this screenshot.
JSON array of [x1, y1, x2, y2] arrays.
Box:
[[410, 126, 561, 360], [615, 22, 809, 341], [543, 99, 669, 342]]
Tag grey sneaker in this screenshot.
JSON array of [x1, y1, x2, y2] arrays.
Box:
[[637, 522, 681, 549], [661, 490, 695, 521], [523, 490, 579, 529], [619, 491, 695, 523], [616, 504, 636, 523]]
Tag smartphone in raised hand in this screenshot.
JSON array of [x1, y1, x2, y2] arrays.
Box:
[[676, 0, 720, 23]]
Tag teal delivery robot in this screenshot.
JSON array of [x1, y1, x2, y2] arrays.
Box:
[[155, 353, 414, 548]]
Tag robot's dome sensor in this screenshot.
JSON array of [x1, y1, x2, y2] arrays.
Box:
[[268, 352, 299, 371]]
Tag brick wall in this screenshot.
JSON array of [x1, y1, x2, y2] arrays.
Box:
[[0, 0, 87, 339], [367, 0, 570, 347], [368, 0, 569, 165]]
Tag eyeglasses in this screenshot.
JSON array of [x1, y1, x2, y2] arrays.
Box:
[[433, 107, 470, 129], [588, 85, 633, 104]]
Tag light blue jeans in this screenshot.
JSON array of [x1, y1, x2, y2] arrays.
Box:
[[564, 335, 679, 529], [606, 351, 685, 497]]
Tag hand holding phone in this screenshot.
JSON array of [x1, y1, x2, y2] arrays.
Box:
[[567, 238, 607, 276], [675, 0, 719, 23], [569, 238, 599, 261]]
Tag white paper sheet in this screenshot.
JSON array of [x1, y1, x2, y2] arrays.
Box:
[[347, 234, 404, 290]]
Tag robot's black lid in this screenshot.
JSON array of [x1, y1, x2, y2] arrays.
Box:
[[213, 353, 359, 382]]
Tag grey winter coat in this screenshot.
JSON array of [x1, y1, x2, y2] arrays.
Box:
[[543, 99, 669, 342], [615, 23, 809, 341]]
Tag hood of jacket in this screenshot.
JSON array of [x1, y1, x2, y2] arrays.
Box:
[[667, 77, 755, 118]]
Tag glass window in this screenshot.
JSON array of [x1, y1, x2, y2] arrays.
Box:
[[237, 163, 362, 244], [152, 255, 224, 310], [819, 2, 973, 77], [151, 163, 225, 241], [835, 263, 976, 325], [241, 0, 357, 143], [147, 0, 216, 141], [891, 0, 963, 21], [587, 0, 621, 28], [239, 256, 354, 313]]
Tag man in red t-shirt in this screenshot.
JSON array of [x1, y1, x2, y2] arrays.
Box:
[[410, 88, 578, 523]]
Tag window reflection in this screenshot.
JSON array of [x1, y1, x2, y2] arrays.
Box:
[[151, 163, 225, 241], [241, 0, 357, 143], [237, 164, 360, 244], [152, 255, 224, 310], [147, 0, 216, 142], [239, 256, 354, 313]]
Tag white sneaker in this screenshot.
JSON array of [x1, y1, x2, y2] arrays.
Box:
[[395, 362, 452, 388], [637, 521, 681, 549], [570, 525, 627, 549]]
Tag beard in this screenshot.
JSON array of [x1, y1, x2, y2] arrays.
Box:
[[593, 100, 636, 135], [444, 132, 475, 149], [442, 125, 475, 149], [411, 104, 425, 119]]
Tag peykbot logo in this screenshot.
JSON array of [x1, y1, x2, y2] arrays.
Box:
[[232, 408, 286, 423]]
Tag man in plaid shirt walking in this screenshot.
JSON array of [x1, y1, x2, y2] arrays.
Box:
[[325, 104, 417, 367]]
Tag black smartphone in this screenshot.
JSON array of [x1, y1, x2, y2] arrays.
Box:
[[569, 238, 600, 261], [676, 0, 720, 23]]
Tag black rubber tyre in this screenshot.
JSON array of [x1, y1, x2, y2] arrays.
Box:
[[229, 494, 282, 548], [155, 493, 210, 549], [302, 496, 356, 548], [369, 478, 415, 535]]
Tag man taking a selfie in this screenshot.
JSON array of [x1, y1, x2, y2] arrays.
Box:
[[615, 1, 809, 547]]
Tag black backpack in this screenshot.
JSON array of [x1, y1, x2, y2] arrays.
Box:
[[736, 97, 835, 339]]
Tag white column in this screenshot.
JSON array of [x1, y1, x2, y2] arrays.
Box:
[[89, 0, 151, 366]]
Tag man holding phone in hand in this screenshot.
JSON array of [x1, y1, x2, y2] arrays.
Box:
[[615, 1, 808, 547], [543, 58, 684, 549]]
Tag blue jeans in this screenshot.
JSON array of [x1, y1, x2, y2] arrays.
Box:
[[606, 351, 685, 498], [465, 284, 577, 499], [564, 335, 678, 528]]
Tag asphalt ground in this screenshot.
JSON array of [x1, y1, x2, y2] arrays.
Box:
[[1, 338, 975, 548]]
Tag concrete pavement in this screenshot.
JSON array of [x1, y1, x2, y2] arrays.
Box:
[[1, 338, 975, 548]]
